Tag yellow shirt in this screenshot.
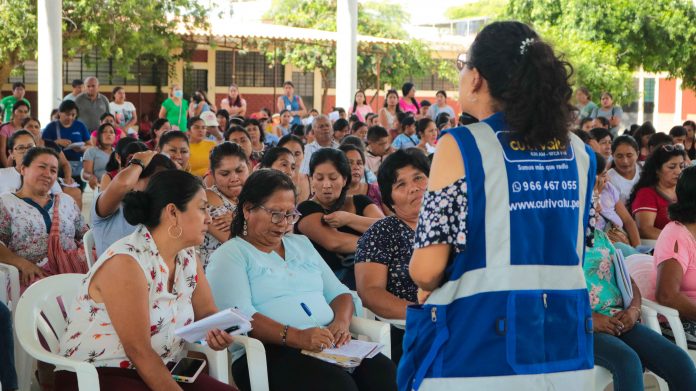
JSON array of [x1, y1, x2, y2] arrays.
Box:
[[189, 140, 216, 177]]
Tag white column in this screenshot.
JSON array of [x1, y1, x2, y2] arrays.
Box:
[[675, 78, 683, 124], [38, 0, 63, 124], [336, 0, 357, 111], [637, 68, 645, 125]]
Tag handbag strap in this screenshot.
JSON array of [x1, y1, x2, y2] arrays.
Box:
[[49, 194, 62, 238]]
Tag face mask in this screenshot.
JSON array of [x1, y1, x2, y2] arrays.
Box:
[[174, 90, 183, 98]]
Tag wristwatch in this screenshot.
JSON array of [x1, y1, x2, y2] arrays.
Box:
[[128, 158, 146, 171]]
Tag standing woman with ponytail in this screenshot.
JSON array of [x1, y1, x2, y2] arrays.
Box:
[[400, 21, 597, 391]]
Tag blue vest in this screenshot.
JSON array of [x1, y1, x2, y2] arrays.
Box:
[[398, 113, 596, 391], [281, 95, 302, 126]]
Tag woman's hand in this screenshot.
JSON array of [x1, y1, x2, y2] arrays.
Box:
[[326, 319, 351, 347], [212, 212, 233, 232], [322, 211, 351, 228], [297, 327, 335, 352], [606, 228, 630, 244], [614, 308, 639, 333], [205, 329, 235, 351], [55, 138, 72, 148], [14, 257, 47, 286], [88, 175, 99, 190], [592, 313, 624, 336]]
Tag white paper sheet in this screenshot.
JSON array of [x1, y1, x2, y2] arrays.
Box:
[[175, 308, 252, 345]]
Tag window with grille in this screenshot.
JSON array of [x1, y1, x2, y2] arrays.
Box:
[[183, 68, 208, 98], [216, 51, 284, 87], [58, 53, 168, 86], [292, 71, 314, 109], [8, 61, 38, 84], [408, 72, 456, 92]]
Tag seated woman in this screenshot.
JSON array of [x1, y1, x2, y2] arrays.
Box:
[[159, 130, 191, 172], [0, 147, 87, 288], [277, 135, 311, 202], [607, 136, 641, 204], [259, 146, 296, 177], [200, 142, 250, 269], [295, 149, 384, 289], [57, 170, 236, 391], [245, 119, 268, 162], [187, 116, 217, 177], [207, 170, 396, 391], [593, 153, 641, 255], [224, 126, 255, 165], [586, 164, 696, 391], [355, 150, 429, 363], [0, 130, 62, 195], [0, 100, 30, 168], [83, 123, 116, 189], [655, 166, 696, 348], [0, 302, 17, 391], [144, 118, 172, 151], [629, 144, 686, 239], [338, 144, 383, 211], [414, 118, 437, 155], [91, 150, 176, 256]]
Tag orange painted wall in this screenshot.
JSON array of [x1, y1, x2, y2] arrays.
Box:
[[683, 88, 696, 120], [658, 78, 676, 114]]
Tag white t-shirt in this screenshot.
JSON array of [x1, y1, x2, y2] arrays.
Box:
[[109, 101, 136, 129], [0, 167, 62, 195], [607, 164, 641, 204]]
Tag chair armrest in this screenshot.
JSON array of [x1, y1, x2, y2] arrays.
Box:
[[375, 315, 406, 329], [185, 342, 229, 384], [51, 357, 101, 390], [640, 304, 660, 333], [233, 335, 269, 391], [642, 299, 688, 351], [349, 316, 391, 358], [0, 263, 20, 311]]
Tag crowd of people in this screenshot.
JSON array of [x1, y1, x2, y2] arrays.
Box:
[[1, 19, 696, 391]]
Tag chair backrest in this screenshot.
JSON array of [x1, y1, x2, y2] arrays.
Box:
[[0, 263, 20, 311], [624, 253, 657, 301], [14, 274, 84, 355], [83, 230, 96, 268]]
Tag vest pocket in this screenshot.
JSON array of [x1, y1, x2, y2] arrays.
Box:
[[506, 289, 592, 374]]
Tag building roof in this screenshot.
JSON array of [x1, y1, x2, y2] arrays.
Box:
[[178, 22, 404, 45]]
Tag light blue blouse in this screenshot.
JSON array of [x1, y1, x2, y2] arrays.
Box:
[[206, 234, 352, 358]]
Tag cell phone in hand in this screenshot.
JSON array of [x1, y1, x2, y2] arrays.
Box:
[[171, 357, 206, 383]]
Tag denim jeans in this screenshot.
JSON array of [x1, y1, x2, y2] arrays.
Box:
[[595, 322, 696, 391], [0, 302, 17, 390]]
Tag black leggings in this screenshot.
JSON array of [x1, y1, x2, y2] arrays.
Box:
[[232, 344, 396, 391]]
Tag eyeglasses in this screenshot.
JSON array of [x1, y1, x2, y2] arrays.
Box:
[[254, 205, 302, 224], [662, 143, 685, 152], [13, 144, 35, 152], [456, 53, 470, 71]]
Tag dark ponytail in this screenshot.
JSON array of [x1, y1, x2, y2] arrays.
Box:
[[468, 21, 574, 148]]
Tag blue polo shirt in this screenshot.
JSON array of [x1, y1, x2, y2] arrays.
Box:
[[42, 120, 90, 161]]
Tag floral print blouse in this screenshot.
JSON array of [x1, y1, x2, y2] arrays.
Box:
[[0, 193, 87, 264], [414, 177, 468, 252], [583, 229, 623, 316], [58, 225, 198, 368], [200, 186, 237, 270]]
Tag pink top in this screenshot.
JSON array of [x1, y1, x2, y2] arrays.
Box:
[[90, 127, 127, 143], [654, 222, 696, 302], [0, 122, 16, 138], [399, 98, 418, 114], [349, 105, 373, 122]]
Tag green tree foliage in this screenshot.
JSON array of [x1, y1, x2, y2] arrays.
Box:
[[507, 0, 696, 92], [0, 0, 208, 85], [265, 0, 437, 109]]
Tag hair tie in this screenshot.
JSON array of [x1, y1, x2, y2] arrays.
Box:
[[520, 38, 535, 55]]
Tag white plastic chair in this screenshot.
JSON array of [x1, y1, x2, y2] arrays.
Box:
[[82, 230, 96, 268], [14, 273, 229, 390], [625, 253, 696, 362], [0, 263, 33, 391]]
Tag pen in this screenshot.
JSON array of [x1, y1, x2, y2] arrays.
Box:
[[195, 325, 241, 344], [300, 302, 335, 348]]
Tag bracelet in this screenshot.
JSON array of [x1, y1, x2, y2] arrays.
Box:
[[280, 324, 289, 345], [629, 306, 642, 316]]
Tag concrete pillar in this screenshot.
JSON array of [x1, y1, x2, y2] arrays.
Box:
[[637, 68, 645, 125], [336, 0, 357, 111], [38, 0, 63, 124]]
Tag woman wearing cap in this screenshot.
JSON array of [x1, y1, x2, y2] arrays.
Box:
[[401, 21, 597, 390], [276, 81, 306, 126], [220, 84, 247, 117]]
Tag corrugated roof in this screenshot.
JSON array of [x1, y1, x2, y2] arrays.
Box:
[[177, 22, 404, 45]]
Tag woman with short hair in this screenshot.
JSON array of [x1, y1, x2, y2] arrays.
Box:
[[207, 170, 396, 391], [58, 170, 236, 391]]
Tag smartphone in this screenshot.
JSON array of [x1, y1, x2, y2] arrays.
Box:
[[170, 357, 206, 383]]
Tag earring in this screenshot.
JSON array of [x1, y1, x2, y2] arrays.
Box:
[[167, 225, 182, 239], [243, 220, 248, 236]]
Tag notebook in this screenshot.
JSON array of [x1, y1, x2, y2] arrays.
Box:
[[175, 308, 252, 345]]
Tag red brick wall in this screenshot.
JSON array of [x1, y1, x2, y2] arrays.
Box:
[[191, 50, 208, 63]]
